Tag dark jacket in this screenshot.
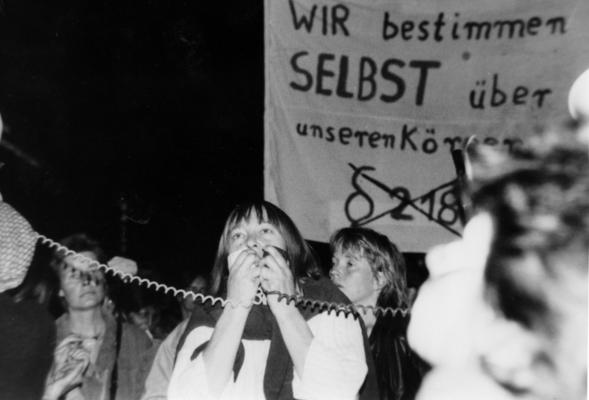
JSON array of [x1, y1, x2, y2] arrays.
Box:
[[361, 315, 427, 400], [0, 293, 56, 400]]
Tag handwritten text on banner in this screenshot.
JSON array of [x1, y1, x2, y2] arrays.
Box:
[[264, 0, 589, 251]]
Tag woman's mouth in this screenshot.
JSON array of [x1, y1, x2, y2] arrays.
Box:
[[80, 289, 98, 297]]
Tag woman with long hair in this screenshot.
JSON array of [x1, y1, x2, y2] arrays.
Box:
[[169, 201, 368, 400]]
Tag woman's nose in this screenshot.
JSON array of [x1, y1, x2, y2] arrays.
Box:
[[247, 236, 259, 247], [246, 235, 263, 255]]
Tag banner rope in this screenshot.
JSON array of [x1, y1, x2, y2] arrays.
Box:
[[36, 233, 409, 317]]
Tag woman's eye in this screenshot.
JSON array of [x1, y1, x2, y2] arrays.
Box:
[[261, 227, 274, 235], [231, 232, 244, 241]]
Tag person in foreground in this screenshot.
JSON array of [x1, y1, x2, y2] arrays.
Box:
[[0, 200, 56, 400], [330, 227, 425, 400], [168, 201, 368, 400], [408, 119, 588, 400]]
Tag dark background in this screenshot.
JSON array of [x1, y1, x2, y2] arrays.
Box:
[[0, 1, 426, 288]]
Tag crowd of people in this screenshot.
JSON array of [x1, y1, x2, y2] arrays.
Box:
[[0, 72, 587, 400]]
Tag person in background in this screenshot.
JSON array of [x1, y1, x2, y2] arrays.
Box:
[[43, 233, 158, 400], [141, 273, 210, 400], [180, 274, 209, 320], [126, 270, 183, 342], [408, 119, 588, 400], [128, 303, 159, 341], [168, 200, 368, 400], [330, 227, 425, 400]]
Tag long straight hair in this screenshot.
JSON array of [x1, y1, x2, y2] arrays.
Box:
[[209, 201, 321, 296]]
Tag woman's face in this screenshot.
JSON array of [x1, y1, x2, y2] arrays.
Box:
[[330, 247, 379, 305], [182, 276, 208, 312], [227, 211, 286, 257], [129, 306, 157, 332], [58, 251, 106, 311]]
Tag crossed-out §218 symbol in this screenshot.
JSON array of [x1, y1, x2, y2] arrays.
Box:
[[344, 164, 462, 237]]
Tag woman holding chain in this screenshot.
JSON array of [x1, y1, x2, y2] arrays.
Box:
[[169, 201, 368, 400]]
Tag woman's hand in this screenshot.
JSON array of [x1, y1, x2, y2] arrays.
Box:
[[260, 246, 314, 379], [225, 247, 261, 307], [44, 336, 91, 400], [107, 256, 138, 276], [260, 246, 297, 316]]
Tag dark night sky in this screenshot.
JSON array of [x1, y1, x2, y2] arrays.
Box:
[[0, 1, 426, 287], [0, 0, 265, 285]]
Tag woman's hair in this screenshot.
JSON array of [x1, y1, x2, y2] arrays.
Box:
[[209, 201, 321, 296], [329, 227, 409, 308], [50, 233, 108, 272], [468, 119, 589, 333]]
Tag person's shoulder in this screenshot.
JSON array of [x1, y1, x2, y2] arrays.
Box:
[[170, 318, 190, 340], [300, 276, 350, 304], [299, 276, 362, 322]]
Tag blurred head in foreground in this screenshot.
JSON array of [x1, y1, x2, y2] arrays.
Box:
[[408, 119, 588, 400], [569, 67, 589, 121]]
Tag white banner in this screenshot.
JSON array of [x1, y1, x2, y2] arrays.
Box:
[[264, 0, 589, 251]]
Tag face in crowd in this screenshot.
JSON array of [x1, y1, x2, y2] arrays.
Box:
[[227, 210, 287, 260], [57, 251, 106, 311], [329, 227, 408, 309], [181, 275, 210, 314], [330, 246, 382, 306], [209, 201, 319, 297]]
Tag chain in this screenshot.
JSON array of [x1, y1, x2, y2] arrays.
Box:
[[36, 233, 409, 317]]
